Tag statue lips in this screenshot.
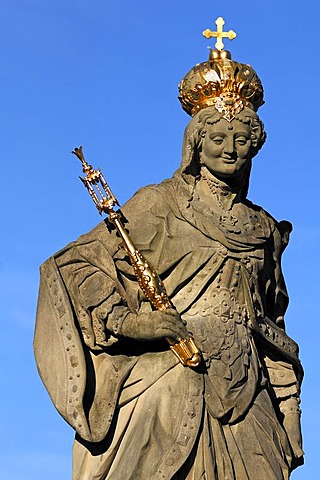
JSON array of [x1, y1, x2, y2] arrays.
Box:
[[221, 156, 237, 164]]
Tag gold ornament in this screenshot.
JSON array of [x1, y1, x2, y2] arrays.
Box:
[[72, 146, 202, 368], [178, 17, 264, 121]]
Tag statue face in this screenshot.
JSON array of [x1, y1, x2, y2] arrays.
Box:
[[200, 117, 252, 178]]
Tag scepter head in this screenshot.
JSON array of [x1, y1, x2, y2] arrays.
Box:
[[72, 146, 120, 215]]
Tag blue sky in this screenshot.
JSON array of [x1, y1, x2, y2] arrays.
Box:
[[0, 1, 319, 478]]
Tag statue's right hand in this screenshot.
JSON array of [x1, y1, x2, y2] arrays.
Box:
[[120, 308, 189, 343]]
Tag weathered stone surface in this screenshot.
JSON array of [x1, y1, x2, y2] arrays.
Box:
[[35, 105, 303, 479]]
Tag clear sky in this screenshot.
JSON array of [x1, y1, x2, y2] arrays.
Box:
[[0, 1, 319, 479]]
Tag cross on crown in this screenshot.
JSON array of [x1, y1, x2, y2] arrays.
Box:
[[203, 17, 237, 51]]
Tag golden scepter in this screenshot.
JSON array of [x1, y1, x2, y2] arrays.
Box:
[[72, 146, 201, 368]]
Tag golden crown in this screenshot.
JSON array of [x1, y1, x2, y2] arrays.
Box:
[[178, 17, 264, 121]]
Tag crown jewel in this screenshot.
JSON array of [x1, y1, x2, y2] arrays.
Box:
[[178, 17, 264, 121]]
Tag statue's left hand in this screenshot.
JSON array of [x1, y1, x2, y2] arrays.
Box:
[[107, 306, 189, 343], [120, 308, 189, 343]]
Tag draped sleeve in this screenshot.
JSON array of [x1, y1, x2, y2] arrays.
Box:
[[260, 215, 302, 397]]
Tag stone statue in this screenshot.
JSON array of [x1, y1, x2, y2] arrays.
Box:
[[34, 17, 304, 480]]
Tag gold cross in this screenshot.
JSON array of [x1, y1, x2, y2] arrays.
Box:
[[203, 17, 237, 51]]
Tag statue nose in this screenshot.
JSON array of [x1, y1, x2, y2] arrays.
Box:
[[223, 138, 235, 154]]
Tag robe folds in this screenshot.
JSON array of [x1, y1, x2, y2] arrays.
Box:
[[34, 170, 303, 480]]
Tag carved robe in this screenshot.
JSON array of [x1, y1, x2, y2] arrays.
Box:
[[35, 163, 303, 479]]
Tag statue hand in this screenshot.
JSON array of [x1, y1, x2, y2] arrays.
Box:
[[283, 413, 304, 470], [120, 308, 189, 342], [280, 397, 304, 470]]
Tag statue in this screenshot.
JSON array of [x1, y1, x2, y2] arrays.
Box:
[[34, 17, 304, 480]]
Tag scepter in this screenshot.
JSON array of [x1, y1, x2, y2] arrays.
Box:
[[72, 146, 201, 368]]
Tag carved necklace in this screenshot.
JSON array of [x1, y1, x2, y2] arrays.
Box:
[[200, 166, 265, 237], [200, 166, 242, 234]]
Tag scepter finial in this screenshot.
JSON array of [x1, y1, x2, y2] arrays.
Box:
[[203, 17, 237, 51], [72, 145, 92, 175], [72, 146, 119, 215]]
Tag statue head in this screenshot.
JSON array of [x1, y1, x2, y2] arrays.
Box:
[[179, 106, 266, 197]]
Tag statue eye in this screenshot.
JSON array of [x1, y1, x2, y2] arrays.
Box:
[[235, 136, 248, 145], [210, 136, 224, 145]]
